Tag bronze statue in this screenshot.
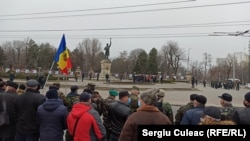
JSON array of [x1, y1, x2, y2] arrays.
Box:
[[104, 38, 112, 59]]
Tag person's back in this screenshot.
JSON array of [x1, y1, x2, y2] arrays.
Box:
[[67, 92, 106, 141], [180, 95, 207, 125], [218, 93, 235, 120], [0, 82, 19, 140], [232, 92, 250, 125], [174, 94, 197, 125], [119, 88, 171, 141], [154, 89, 173, 123], [109, 91, 130, 141], [15, 80, 45, 140], [37, 89, 68, 141], [102, 90, 118, 141]]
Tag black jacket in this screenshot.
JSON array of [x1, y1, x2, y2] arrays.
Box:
[[109, 101, 130, 136], [0, 91, 18, 138], [15, 89, 45, 134]]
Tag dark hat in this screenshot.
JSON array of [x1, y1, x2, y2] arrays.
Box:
[[53, 81, 60, 87], [244, 92, 250, 102], [190, 94, 198, 101], [203, 106, 221, 121], [80, 92, 91, 102], [119, 91, 129, 99], [218, 93, 232, 102], [131, 86, 139, 91], [26, 79, 38, 87], [49, 85, 59, 90], [18, 84, 26, 90], [140, 88, 159, 105], [71, 85, 79, 92], [0, 81, 6, 87], [109, 89, 118, 96], [46, 89, 58, 99], [6, 82, 18, 89], [0, 78, 3, 81], [194, 95, 207, 104], [83, 88, 93, 94]]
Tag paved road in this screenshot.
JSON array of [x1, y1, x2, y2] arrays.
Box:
[[9, 78, 248, 122]]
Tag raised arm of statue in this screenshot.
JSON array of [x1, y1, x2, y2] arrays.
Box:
[[104, 38, 112, 59]]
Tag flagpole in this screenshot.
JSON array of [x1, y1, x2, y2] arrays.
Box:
[[42, 61, 55, 94]]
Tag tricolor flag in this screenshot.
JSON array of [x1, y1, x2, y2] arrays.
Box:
[[54, 34, 72, 75]]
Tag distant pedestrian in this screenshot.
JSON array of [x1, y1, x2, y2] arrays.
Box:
[[9, 72, 15, 82], [97, 73, 99, 81], [81, 72, 84, 82]]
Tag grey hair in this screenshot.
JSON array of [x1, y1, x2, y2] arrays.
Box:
[[140, 88, 159, 105]]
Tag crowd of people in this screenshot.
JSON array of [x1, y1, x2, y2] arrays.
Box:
[[0, 77, 249, 141]]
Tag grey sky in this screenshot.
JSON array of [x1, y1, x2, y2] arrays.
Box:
[[0, 0, 249, 65]]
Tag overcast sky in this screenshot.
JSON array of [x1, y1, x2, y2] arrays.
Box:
[[0, 0, 249, 65]]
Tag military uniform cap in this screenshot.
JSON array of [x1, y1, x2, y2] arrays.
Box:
[[88, 83, 96, 86]]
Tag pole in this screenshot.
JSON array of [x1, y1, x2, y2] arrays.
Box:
[[187, 48, 190, 71], [233, 52, 235, 82], [42, 61, 55, 93]]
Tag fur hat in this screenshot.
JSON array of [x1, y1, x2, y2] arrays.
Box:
[[6, 81, 18, 89], [203, 106, 221, 121], [190, 94, 198, 101], [156, 89, 165, 97], [244, 92, 250, 102], [119, 91, 129, 99], [218, 93, 232, 102], [194, 95, 207, 104], [140, 88, 159, 105]]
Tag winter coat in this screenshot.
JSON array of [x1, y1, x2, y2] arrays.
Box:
[[232, 107, 250, 125], [15, 88, 45, 134], [119, 105, 172, 141], [109, 101, 130, 136], [37, 99, 68, 141], [180, 105, 205, 125], [0, 92, 18, 138], [67, 102, 106, 141]]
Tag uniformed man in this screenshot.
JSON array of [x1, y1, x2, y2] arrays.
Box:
[[129, 86, 140, 113]]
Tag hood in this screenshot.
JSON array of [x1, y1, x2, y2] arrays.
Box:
[[70, 102, 91, 118], [43, 99, 61, 111]]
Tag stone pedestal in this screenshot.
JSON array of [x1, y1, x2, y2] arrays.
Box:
[[100, 59, 111, 80], [186, 71, 192, 83]]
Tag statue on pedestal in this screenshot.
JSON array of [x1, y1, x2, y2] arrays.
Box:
[[104, 38, 112, 59]]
